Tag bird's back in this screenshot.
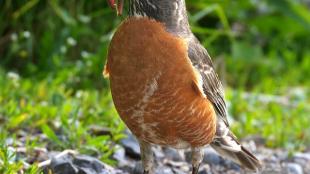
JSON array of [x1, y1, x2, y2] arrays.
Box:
[[105, 17, 217, 148]]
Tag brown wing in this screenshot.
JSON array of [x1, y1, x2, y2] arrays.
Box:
[[187, 36, 229, 126]]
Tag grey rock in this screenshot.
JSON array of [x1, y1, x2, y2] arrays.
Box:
[[49, 153, 119, 174], [153, 146, 165, 159], [225, 161, 240, 171], [198, 164, 212, 174], [293, 152, 310, 173], [120, 134, 141, 159], [73, 155, 110, 174], [132, 162, 174, 174], [163, 148, 183, 162], [50, 154, 78, 174], [203, 148, 221, 165], [265, 155, 279, 163], [172, 168, 188, 174], [184, 150, 192, 163], [132, 162, 143, 174], [155, 165, 174, 174], [118, 166, 133, 174], [88, 125, 112, 136], [52, 162, 78, 174], [112, 145, 127, 166], [284, 163, 303, 174], [294, 152, 310, 161], [275, 151, 289, 161]]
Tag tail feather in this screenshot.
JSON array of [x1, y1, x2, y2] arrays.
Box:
[[211, 131, 262, 171]]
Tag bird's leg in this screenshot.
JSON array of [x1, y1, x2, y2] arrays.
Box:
[[139, 140, 154, 174], [191, 147, 204, 174]]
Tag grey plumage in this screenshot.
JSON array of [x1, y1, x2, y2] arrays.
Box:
[[188, 36, 229, 126], [128, 0, 191, 35], [188, 35, 261, 171]]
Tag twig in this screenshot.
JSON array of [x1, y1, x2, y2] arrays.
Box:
[[37, 149, 78, 168]]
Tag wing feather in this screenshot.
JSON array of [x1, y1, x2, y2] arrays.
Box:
[[187, 36, 229, 126]]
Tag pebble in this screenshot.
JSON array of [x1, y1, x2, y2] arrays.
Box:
[[203, 148, 221, 165], [293, 152, 310, 173], [17, 132, 309, 174], [120, 133, 141, 159], [284, 163, 303, 174], [198, 164, 212, 174], [153, 146, 165, 159], [112, 145, 127, 167], [294, 152, 310, 161], [132, 162, 175, 174], [132, 162, 143, 174], [73, 155, 109, 173], [48, 153, 118, 174], [162, 147, 183, 162], [155, 165, 174, 174], [172, 168, 188, 174], [50, 154, 78, 174]]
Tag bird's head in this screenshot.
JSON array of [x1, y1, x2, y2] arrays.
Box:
[[107, 0, 187, 16], [107, 0, 124, 16], [107, 0, 190, 35]]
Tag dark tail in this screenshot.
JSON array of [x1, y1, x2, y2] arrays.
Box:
[[211, 124, 262, 171]]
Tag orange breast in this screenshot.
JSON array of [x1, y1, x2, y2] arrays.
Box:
[[106, 17, 216, 148]]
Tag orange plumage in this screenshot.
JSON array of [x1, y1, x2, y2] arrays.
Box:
[[106, 18, 216, 148]]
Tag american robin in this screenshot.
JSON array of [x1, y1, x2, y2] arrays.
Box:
[[104, 0, 261, 173]]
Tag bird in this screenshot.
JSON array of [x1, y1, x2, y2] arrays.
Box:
[[104, 0, 262, 173]]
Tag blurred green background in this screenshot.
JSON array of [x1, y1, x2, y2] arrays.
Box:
[[0, 0, 309, 173]]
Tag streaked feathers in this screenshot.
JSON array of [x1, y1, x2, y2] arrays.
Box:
[[187, 35, 261, 171], [188, 36, 229, 126]]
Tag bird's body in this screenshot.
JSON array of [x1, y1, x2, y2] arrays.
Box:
[[105, 0, 261, 173], [106, 18, 216, 148]]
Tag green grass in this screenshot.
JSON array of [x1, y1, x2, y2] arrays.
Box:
[[1, 0, 310, 173], [0, 68, 125, 173]]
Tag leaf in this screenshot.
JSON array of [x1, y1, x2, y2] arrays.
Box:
[[41, 125, 61, 145], [12, 0, 40, 20], [48, 0, 76, 25], [9, 113, 28, 128]]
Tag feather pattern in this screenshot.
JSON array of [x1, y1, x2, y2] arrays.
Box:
[[187, 36, 229, 126], [187, 35, 261, 171], [211, 121, 262, 171]]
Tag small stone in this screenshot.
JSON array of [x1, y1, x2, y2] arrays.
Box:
[[225, 161, 240, 171], [294, 153, 310, 161], [49, 153, 120, 174], [112, 145, 127, 167], [163, 148, 183, 161], [132, 162, 143, 174], [73, 155, 108, 173], [198, 164, 212, 174], [120, 134, 141, 159], [153, 146, 165, 159], [284, 163, 303, 174], [50, 154, 78, 174], [89, 125, 112, 136], [132, 163, 174, 174], [172, 168, 188, 174], [203, 148, 221, 165], [275, 151, 288, 161], [155, 165, 174, 174], [265, 155, 278, 163], [53, 162, 78, 174]]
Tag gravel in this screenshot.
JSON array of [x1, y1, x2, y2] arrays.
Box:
[[8, 131, 310, 174]]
